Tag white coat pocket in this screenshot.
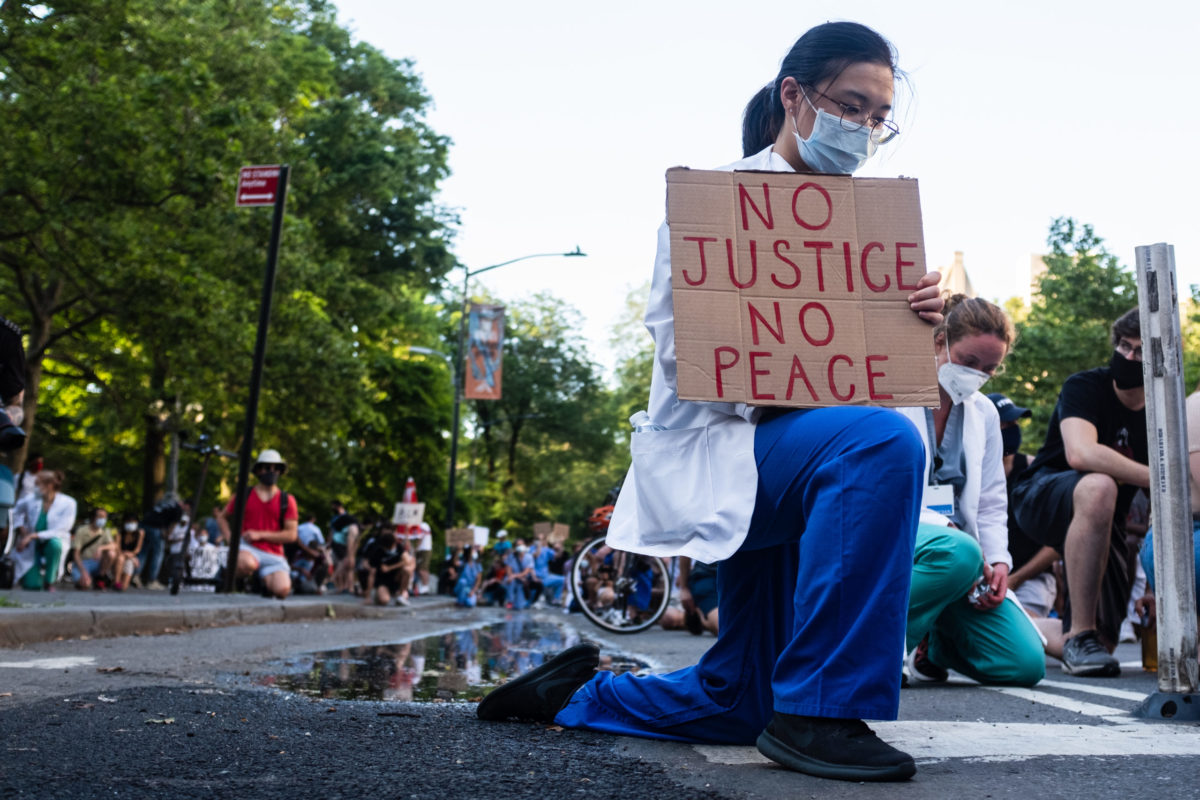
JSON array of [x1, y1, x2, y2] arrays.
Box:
[[629, 426, 717, 544]]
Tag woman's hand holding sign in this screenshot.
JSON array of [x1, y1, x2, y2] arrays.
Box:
[[909, 270, 944, 325]]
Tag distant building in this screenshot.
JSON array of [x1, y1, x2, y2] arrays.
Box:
[[938, 251, 976, 298]]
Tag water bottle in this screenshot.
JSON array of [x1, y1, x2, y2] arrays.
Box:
[[629, 411, 665, 432], [1139, 610, 1157, 672]]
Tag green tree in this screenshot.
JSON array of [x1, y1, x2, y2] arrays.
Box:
[[1, 0, 456, 518], [990, 217, 1136, 450], [464, 293, 623, 538], [609, 281, 654, 427]]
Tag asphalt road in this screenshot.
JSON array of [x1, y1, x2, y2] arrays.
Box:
[[2, 605, 1198, 799]]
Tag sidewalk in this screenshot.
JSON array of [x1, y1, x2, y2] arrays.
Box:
[[0, 586, 455, 648]]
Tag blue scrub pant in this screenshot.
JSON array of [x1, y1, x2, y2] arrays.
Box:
[[540, 573, 565, 603], [456, 584, 478, 607], [506, 579, 526, 609], [140, 527, 164, 584], [555, 407, 923, 744]]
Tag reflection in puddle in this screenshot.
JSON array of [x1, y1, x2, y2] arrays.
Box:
[[258, 618, 650, 702]]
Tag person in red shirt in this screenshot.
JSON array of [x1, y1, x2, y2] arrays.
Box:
[[217, 449, 298, 598]]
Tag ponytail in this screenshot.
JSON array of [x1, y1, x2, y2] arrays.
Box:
[[741, 83, 783, 158]]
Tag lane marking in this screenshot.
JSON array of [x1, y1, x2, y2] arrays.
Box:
[[984, 685, 1129, 719], [694, 720, 1200, 765], [0, 656, 96, 669], [1036, 678, 1151, 703]]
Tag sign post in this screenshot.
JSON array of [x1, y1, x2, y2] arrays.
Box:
[[1133, 242, 1200, 719], [223, 164, 290, 593]]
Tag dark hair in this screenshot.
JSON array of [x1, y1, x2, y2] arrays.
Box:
[[933, 294, 1015, 352], [741, 21, 899, 157], [1111, 307, 1140, 347]]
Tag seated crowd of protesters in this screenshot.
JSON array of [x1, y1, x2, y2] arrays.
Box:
[[449, 536, 569, 610]]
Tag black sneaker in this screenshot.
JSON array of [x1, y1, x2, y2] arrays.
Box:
[[476, 642, 599, 723], [906, 635, 949, 684], [756, 713, 916, 782], [1061, 630, 1120, 677]]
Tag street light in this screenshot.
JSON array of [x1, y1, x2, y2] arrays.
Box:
[[445, 247, 586, 534]]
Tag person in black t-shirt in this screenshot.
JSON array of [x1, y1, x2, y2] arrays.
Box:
[[363, 528, 413, 607], [1010, 308, 1149, 677]]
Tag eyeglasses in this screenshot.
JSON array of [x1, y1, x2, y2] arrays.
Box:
[[1116, 339, 1143, 361], [803, 85, 900, 144]]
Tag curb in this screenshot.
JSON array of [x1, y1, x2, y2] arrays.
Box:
[[0, 597, 456, 647]]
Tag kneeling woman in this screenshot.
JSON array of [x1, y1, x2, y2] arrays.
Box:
[[900, 295, 1045, 687]]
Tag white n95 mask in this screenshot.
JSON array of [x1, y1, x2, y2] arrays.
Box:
[[938, 362, 990, 405]]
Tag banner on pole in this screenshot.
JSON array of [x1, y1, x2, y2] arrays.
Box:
[[465, 304, 505, 400]]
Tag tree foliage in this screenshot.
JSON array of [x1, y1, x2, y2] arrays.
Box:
[[463, 293, 622, 538], [0, 0, 456, 521], [989, 217, 1136, 451]]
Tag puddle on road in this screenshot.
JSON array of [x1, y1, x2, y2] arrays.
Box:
[[255, 619, 650, 703]]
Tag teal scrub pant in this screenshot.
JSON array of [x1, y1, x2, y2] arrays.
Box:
[[907, 523, 1045, 686], [19, 537, 64, 590]]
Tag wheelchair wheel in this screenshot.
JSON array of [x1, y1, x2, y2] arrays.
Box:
[[570, 535, 670, 634]]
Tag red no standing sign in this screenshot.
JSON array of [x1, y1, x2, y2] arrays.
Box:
[[236, 165, 281, 207]]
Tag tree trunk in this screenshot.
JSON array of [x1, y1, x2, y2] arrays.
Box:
[[5, 279, 59, 476], [140, 362, 168, 510]]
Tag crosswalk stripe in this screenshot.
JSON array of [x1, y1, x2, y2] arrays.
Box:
[[694, 720, 1200, 765], [1036, 678, 1151, 703], [985, 685, 1130, 719]]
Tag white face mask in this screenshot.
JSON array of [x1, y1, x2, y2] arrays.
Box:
[[95, 517, 107, 529], [124, 522, 138, 532], [938, 361, 991, 405], [792, 94, 877, 174]]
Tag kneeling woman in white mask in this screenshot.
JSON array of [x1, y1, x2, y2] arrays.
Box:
[[899, 295, 1045, 686]]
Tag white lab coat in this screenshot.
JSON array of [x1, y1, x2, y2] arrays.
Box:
[[11, 491, 78, 582], [607, 146, 795, 563], [898, 393, 1013, 569]]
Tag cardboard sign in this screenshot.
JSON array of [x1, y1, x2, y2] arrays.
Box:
[[392, 502, 425, 527], [472, 525, 491, 548], [667, 168, 938, 408], [446, 528, 475, 548], [533, 521, 571, 544], [236, 165, 281, 207]]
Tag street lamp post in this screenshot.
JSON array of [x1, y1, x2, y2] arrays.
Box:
[[443, 247, 586, 534]]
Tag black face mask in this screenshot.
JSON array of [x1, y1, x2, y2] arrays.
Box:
[[1110, 350, 1144, 390], [257, 470, 280, 486], [1001, 425, 1022, 457]]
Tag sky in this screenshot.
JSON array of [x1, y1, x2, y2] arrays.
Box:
[[331, 0, 1198, 374]]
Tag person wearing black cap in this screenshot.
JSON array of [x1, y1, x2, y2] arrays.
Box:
[[988, 393, 1065, 660]]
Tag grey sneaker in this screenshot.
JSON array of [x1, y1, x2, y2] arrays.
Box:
[[1062, 630, 1120, 677]]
